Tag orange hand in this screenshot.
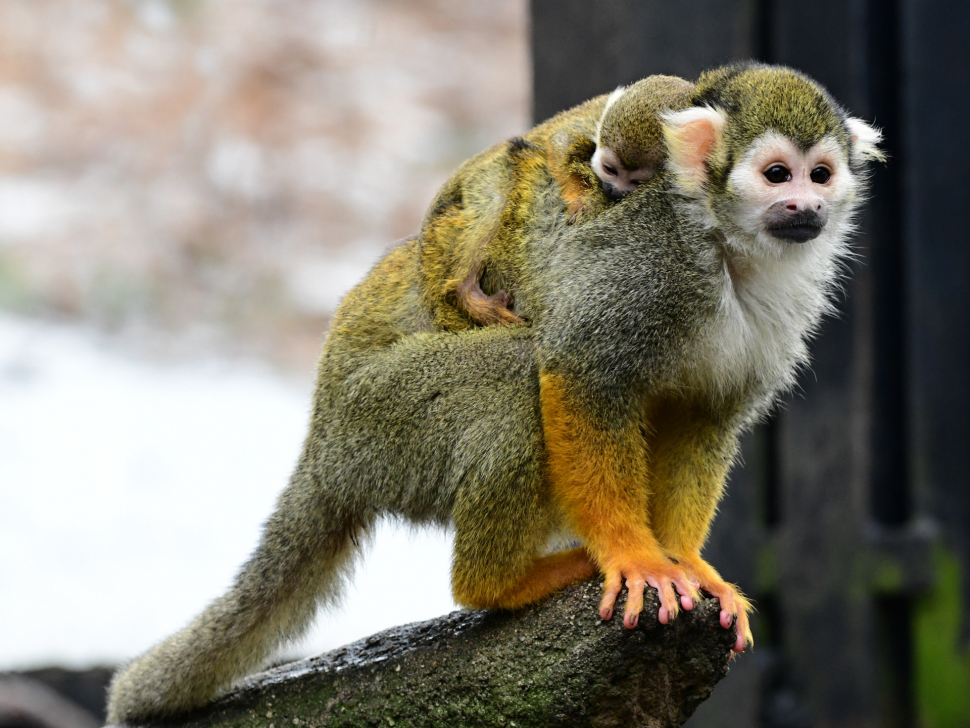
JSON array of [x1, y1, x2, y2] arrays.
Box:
[[597, 549, 700, 629], [675, 552, 753, 652]]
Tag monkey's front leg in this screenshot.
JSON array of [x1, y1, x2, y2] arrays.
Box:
[[647, 401, 752, 652], [539, 372, 699, 629]]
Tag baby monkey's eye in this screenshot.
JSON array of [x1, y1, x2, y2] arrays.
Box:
[[810, 166, 832, 184], [763, 164, 792, 184], [602, 164, 618, 176]]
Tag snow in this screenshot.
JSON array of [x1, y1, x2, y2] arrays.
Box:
[[0, 313, 458, 669]]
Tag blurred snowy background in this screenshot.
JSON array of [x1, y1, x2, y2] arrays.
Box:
[[0, 0, 529, 695]]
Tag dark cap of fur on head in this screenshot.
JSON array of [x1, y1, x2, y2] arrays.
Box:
[[597, 75, 696, 170], [691, 62, 852, 189], [694, 62, 850, 149]]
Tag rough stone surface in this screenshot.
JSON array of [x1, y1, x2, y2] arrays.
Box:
[[113, 578, 737, 728]]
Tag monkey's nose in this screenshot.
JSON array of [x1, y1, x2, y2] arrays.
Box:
[[785, 201, 823, 212]]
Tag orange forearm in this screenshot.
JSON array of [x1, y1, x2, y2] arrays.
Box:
[[539, 372, 661, 565]]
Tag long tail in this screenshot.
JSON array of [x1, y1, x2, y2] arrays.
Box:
[[106, 461, 367, 724]]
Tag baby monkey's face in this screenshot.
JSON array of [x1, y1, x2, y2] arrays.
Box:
[[591, 145, 657, 201], [727, 132, 856, 247]]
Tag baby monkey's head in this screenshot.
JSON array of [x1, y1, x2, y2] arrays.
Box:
[[591, 75, 695, 200]]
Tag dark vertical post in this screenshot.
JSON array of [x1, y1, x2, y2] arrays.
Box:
[[767, 3, 883, 725], [531, 4, 765, 725], [902, 0, 970, 633], [863, 4, 916, 726], [531, 0, 760, 123], [866, 0, 909, 529]]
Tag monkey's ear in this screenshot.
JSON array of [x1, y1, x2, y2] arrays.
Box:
[[845, 117, 886, 164], [662, 106, 728, 195]]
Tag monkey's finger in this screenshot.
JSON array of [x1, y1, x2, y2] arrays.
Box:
[[672, 576, 699, 610], [716, 590, 737, 630], [732, 596, 754, 653], [623, 576, 646, 628], [733, 629, 747, 653], [599, 572, 623, 621], [663, 580, 681, 621], [646, 576, 679, 624], [729, 608, 749, 652]]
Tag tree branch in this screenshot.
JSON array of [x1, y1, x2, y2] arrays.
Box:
[[118, 578, 737, 728]]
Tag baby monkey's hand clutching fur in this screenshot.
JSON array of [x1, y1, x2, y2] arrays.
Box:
[[105, 63, 883, 724]]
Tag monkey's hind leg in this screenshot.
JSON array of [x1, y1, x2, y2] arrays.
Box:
[[448, 416, 596, 611], [436, 352, 596, 609], [106, 464, 369, 724]]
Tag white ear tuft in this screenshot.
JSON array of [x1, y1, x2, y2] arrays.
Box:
[[661, 106, 728, 195], [594, 86, 627, 144], [845, 117, 886, 164], [662, 105, 727, 129]]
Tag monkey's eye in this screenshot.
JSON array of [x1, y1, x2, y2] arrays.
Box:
[[763, 164, 792, 184], [810, 166, 832, 184], [602, 163, 618, 176]]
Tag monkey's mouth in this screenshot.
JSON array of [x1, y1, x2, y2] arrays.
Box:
[[764, 211, 825, 243]]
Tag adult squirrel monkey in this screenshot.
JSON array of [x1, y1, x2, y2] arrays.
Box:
[[106, 63, 883, 724]]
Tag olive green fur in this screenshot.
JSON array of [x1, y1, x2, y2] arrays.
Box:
[[108, 240, 560, 722], [693, 62, 852, 193], [106, 65, 876, 724], [107, 167, 742, 725], [416, 75, 696, 332], [598, 75, 696, 170]]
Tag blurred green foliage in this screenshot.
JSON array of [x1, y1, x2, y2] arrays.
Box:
[[916, 546, 970, 728]]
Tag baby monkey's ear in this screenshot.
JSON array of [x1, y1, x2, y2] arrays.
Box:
[[662, 106, 727, 196], [845, 117, 887, 165]]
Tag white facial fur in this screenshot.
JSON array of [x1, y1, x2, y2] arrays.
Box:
[[670, 126, 875, 405], [591, 146, 655, 197], [725, 131, 860, 260]]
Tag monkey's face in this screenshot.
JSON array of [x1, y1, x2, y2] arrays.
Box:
[[726, 131, 855, 249], [663, 101, 881, 261], [591, 146, 656, 201]]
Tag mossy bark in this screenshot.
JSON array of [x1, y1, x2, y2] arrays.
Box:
[[116, 578, 736, 728]]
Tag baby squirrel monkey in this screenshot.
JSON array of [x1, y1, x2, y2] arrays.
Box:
[[106, 63, 883, 724], [418, 75, 694, 330]]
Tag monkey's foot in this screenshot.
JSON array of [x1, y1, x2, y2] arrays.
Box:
[[456, 272, 524, 326], [566, 197, 593, 223], [675, 553, 753, 653], [598, 551, 701, 630]]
